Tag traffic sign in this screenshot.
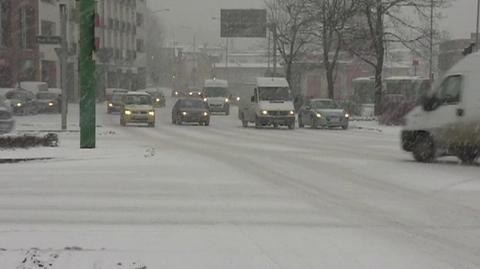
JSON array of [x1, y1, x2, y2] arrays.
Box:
[[221, 9, 267, 38], [36, 36, 61, 45]]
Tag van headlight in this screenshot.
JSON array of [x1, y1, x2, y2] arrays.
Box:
[[225, 98, 230, 103], [236, 96, 241, 101], [156, 98, 160, 102], [182, 111, 188, 116], [175, 91, 179, 96], [289, 110, 295, 115], [108, 103, 113, 107], [124, 110, 132, 115], [148, 111, 155, 116], [316, 113, 322, 118], [203, 98, 208, 102], [345, 113, 350, 118], [261, 110, 268, 115], [16, 103, 22, 107], [203, 112, 209, 117]]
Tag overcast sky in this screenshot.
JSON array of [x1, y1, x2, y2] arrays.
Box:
[[149, 0, 476, 47]]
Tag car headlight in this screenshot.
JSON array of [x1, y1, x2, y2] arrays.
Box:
[[16, 103, 22, 107], [261, 110, 268, 115], [175, 91, 179, 95], [197, 92, 202, 96], [108, 103, 113, 107], [124, 110, 132, 115], [156, 98, 160, 102], [203, 98, 208, 102], [236, 96, 241, 101], [188, 92, 193, 96], [289, 110, 295, 115], [345, 113, 350, 118], [203, 112, 209, 116], [182, 111, 188, 116], [225, 98, 230, 103], [48, 102, 54, 107], [316, 113, 322, 118], [148, 111, 155, 116]]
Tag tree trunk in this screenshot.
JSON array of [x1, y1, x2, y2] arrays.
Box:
[[326, 67, 335, 99]]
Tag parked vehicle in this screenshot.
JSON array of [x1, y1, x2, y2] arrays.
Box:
[[0, 107, 14, 134], [19, 81, 48, 94], [120, 92, 156, 127], [172, 98, 210, 126], [36, 91, 61, 113], [107, 91, 127, 113], [298, 99, 349, 129], [203, 79, 231, 115], [5, 89, 39, 116], [142, 88, 166, 107], [402, 52, 480, 163], [239, 77, 296, 129]]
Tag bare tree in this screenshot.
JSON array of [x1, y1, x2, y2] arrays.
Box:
[[345, 0, 449, 115], [307, 0, 357, 99], [265, 0, 312, 89]]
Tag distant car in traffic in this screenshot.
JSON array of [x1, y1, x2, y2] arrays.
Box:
[[141, 88, 166, 107], [172, 98, 210, 126], [5, 89, 39, 116], [185, 88, 204, 98], [105, 88, 128, 102], [36, 91, 61, 113], [0, 106, 14, 134], [298, 99, 349, 129], [107, 91, 127, 113], [120, 92, 156, 127]]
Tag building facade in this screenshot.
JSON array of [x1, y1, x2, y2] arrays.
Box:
[[0, 0, 39, 88]]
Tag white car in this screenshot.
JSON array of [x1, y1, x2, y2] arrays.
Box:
[[402, 52, 480, 163], [203, 79, 231, 115]]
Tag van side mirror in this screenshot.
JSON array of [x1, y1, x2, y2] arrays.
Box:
[[422, 95, 440, 112]]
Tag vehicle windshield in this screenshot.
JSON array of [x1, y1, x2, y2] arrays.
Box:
[[180, 99, 207, 109], [112, 93, 125, 102], [311, 100, 337, 109], [258, 87, 291, 101], [37, 92, 59, 100], [205, 87, 228, 97], [123, 95, 152, 105]]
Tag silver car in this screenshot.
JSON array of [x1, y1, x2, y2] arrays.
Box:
[[298, 99, 349, 129]]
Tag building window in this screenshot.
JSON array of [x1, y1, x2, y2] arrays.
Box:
[[136, 39, 144, 52], [136, 13, 143, 27], [19, 5, 35, 49], [41, 20, 56, 36], [0, 0, 9, 48]]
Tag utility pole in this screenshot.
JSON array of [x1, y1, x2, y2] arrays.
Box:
[[225, 37, 229, 80], [476, 0, 480, 52], [59, 4, 68, 130], [272, 24, 277, 76], [429, 0, 434, 80], [193, 35, 197, 87], [80, 0, 96, 149]]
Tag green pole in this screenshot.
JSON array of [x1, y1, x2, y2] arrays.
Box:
[[79, 0, 96, 148]]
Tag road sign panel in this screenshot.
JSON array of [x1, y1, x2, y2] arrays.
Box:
[[36, 36, 61, 45], [221, 9, 267, 38]]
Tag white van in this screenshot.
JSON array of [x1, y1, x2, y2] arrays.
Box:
[[401, 52, 480, 163], [203, 79, 230, 115], [239, 77, 296, 129]]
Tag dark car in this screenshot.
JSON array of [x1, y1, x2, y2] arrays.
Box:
[[143, 88, 166, 107], [298, 99, 349, 129], [172, 98, 210, 126], [5, 89, 39, 116], [36, 91, 61, 113], [107, 91, 127, 113]]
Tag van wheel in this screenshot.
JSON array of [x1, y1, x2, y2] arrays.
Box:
[[412, 134, 435, 162], [458, 149, 479, 164]]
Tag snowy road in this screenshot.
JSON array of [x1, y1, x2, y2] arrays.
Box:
[[1, 102, 480, 268]]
